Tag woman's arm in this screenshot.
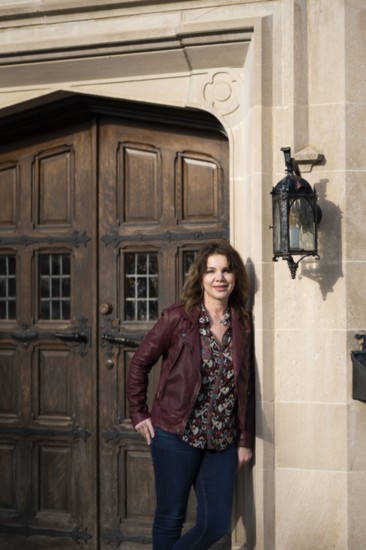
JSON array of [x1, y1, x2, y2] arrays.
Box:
[[127, 312, 171, 427]]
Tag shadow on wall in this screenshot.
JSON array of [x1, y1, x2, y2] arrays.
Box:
[[299, 179, 343, 299], [231, 259, 274, 550]]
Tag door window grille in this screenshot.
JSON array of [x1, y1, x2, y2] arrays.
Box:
[[182, 250, 197, 278], [0, 255, 16, 320], [124, 252, 158, 321], [39, 254, 71, 320]]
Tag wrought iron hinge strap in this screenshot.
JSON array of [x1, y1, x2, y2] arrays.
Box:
[[101, 228, 229, 247], [103, 527, 151, 545], [0, 316, 91, 356], [0, 424, 91, 442], [102, 426, 140, 445], [0, 230, 91, 248], [0, 523, 92, 544], [101, 332, 141, 347], [101, 315, 144, 357]]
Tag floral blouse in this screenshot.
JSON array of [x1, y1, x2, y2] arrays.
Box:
[[182, 304, 237, 450]]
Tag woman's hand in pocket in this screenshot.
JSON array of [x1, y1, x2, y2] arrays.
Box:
[[135, 418, 155, 445]]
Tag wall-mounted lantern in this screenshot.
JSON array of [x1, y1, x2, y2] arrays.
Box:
[[271, 147, 322, 279]]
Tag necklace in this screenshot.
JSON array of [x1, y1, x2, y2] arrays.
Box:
[[214, 310, 230, 326], [200, 304, 231, 327]]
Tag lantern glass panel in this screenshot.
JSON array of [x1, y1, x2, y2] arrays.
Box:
[[289, 198, 315, 252], [273, 200, 282, 253]]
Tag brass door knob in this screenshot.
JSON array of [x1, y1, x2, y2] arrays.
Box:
[[105, 359, 114, 370], [99, 303, 112, 315]]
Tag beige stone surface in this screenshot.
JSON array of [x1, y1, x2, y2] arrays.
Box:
[[276, 402, 347, 471], [345, 171, 366, 262], [348, 402, 366, 471], [345, 0, 366, 104], [308, 0, 346, 104], [275, 329, 347, 403], [346, 262, 366, 328], [348, 472, 366, 549], [276, 469, 348, 550]]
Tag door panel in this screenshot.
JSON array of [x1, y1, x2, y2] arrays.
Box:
[[0, 123, 97, 549], [98, 117, 229, 548]]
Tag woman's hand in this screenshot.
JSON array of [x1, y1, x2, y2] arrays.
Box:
[[135, 418, 155, 445], [237, 447, 253, 470]]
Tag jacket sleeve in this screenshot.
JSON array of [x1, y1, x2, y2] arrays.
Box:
[[127, 311, 171, 427], [238, 366, 255, 448], [237, 315, 255, 449]]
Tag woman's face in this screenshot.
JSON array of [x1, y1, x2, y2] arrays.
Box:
[[202, 253, 236, 305]]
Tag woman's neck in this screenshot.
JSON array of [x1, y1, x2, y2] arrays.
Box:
[[204, 299, 228, 322]]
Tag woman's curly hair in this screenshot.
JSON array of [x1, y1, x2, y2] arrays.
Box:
[[181, 241, 250, 320]]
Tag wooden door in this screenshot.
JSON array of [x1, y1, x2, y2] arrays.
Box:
[[0, 97, 229, 549], [97, 116, 229, 548], [0, 120, 98, 549]]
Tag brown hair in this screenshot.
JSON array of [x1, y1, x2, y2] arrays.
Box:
[[181, 241, 250, 320]]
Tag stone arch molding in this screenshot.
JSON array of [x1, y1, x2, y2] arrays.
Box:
[[0, 6, 254, 130]]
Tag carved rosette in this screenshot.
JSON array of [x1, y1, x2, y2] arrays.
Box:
[[203, 71, 241, 116]]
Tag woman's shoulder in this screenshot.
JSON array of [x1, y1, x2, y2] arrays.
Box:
[[162, 302, 199, 324]]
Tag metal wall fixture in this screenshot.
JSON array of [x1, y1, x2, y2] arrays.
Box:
[[351, 333, 366, 402], [271, 147, 322, 278]]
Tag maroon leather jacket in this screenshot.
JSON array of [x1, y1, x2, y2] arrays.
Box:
[[127, 302, 255, 449]]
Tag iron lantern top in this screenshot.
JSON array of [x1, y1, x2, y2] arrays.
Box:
[[272, 147, 314, 196]]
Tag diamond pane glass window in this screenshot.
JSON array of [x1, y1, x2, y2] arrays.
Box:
[[39, 254, 71, 320], [124, 252, 158, 321], [0, 255, 16, 320]]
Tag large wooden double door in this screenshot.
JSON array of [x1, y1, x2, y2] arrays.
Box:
[[0, 95, 229, 549]]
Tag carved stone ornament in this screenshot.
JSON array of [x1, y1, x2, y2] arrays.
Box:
[[203, 71, 241, 116]]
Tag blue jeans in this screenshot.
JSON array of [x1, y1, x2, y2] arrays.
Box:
[[150, 427, 237, 550]]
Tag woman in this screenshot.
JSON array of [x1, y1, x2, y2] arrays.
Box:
[[127, 241, 255, 550]]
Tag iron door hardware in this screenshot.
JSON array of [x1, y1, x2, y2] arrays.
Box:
[[0, 229, 91, 248], [102, 425, 141, 445], [101, 315, 144, 356], [101, 228, 229, 247], [101, 332, 140, 347], [0, 316, 91, 356], [0, 423, 91, 442]]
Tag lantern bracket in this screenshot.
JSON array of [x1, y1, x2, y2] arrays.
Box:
[[273, 253, 321, 279]]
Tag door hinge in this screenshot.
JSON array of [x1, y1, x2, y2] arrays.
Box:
[[101, 228, 229, 247], [0, 230, 90, 248], [0, 423, 91, 442], [0, 316, 91, 356], [101, 316, 143, 357]]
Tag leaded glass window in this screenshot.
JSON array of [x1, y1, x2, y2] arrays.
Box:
[[39, 254, 71, 320], [0, 255, 16, 320], [124, 252, 158, 321]]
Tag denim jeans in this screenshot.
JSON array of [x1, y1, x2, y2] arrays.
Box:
[[150, 427, 238, 550]]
